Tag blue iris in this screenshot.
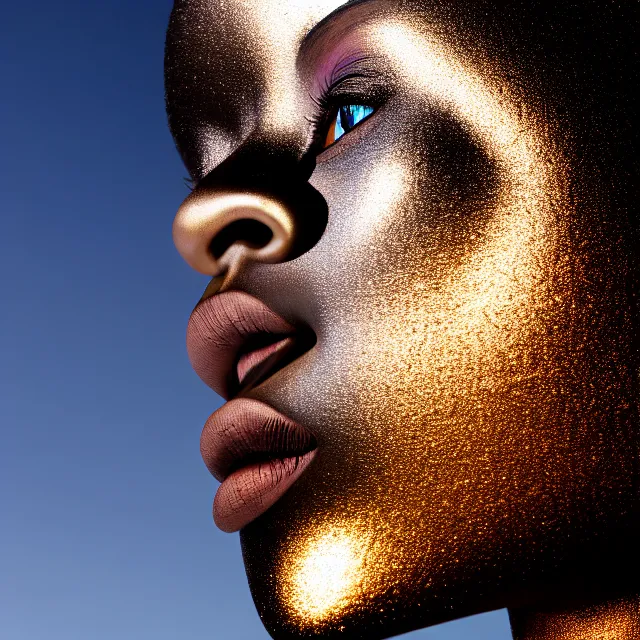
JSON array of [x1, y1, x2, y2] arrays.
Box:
[[334, 105, 374, 140]]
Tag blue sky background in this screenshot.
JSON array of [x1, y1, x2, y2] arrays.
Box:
[[0, 1, 513, 638]]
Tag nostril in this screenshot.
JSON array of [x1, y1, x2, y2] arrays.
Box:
[[173, 185, 326, 276], [209, 219, 274, 260]]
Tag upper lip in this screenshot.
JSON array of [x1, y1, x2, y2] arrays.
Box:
[[187, 290, 313, 399]]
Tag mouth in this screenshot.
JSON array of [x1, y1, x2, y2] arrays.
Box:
[[201, 398, 317, 532], [187, 290, 318, 532]]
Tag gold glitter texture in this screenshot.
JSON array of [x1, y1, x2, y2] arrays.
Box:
[[282, 524, 374, 625], [510, 594, 640, 640], [166, 1, 639, 638]]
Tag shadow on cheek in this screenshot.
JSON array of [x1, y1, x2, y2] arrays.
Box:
[[413, 106, 499, 218]]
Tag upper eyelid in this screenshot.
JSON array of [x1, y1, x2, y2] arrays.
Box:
[[319, 55, 387, 95], [329, 53, 379, 83], [312, 59, 390, 115], [295, 0, 388, 71]]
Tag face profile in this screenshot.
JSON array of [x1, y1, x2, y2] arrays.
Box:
[[165, 1, 638, 639]]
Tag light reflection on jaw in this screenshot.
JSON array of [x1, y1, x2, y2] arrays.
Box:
[[281, 523, 374, 626]]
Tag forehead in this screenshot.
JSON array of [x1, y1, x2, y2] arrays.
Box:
[[169, 0, 350, 43], [166, 0, 352, 83], [216, 0, 350, 41]]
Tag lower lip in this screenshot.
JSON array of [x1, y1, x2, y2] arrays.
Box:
[[214, 450, 316, 533]]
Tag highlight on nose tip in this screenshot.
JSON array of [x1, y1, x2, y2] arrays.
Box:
[[172, 191, 296, 276]]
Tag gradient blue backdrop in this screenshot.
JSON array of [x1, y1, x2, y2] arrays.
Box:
[[0, 2, 513, 638]]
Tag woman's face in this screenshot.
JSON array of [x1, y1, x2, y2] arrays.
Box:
[[166, 1, 638, 638]]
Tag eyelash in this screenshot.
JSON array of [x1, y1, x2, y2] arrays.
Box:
[[306, 83, 350, 145], [307, 66, 387, 154]]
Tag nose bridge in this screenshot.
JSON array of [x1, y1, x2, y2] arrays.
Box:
[[172, 139, 327, 277]]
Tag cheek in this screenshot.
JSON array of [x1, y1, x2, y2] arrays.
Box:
[[304, 98, 605, 525], [310, 100, 501, 285], [243, 100, 638, 637], [314, 126, 551, 444]]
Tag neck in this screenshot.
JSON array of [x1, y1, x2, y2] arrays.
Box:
[[509, 593, 640, 640]]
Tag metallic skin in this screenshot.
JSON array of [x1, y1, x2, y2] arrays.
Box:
[[174, 190, 296, 276], [166, 1, 638, 638], [510, 594, 640, 640]]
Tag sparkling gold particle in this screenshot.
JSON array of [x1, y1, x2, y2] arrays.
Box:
[[282, 524, 373, 625], [510, 594, 640, 640]]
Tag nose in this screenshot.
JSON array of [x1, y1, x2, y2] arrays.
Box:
[[173, 189, 297, 276], [172, 143, 327, 276]]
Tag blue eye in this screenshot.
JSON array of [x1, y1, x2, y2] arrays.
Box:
[[324, 104, 374, 148]]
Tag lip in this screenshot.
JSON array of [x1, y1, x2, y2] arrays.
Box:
[[187, 290, 303, 399], [201, 398, 317, 532]]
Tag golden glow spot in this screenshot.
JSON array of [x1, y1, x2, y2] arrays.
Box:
[[284, 526, 370, 624]]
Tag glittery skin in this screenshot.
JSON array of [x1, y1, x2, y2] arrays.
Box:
[[510, 594, 640, 640], [166, 1, 638, 638]]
